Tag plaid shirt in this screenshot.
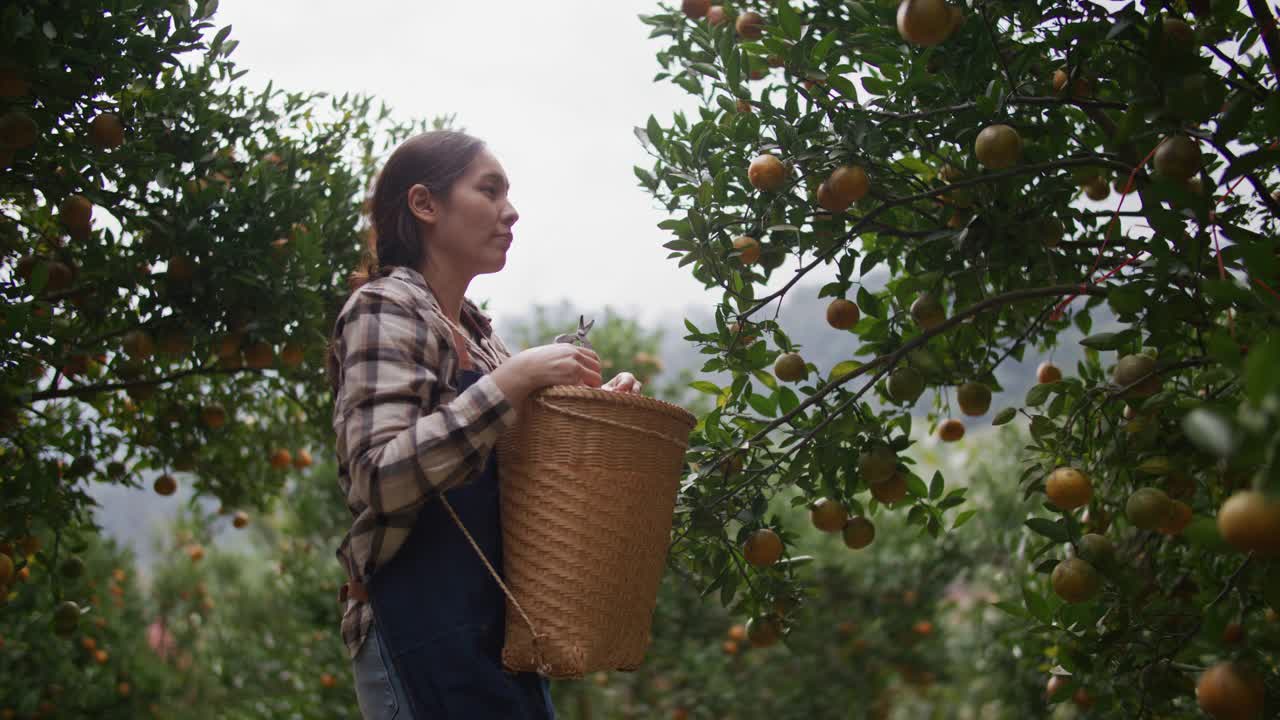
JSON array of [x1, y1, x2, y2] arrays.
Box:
[[329, 265, 516, 659]]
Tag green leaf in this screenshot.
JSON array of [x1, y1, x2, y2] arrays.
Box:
[[1244, 333, 1280, 404], [1181, 408, 1239, 458], [992, 407, 1017, 426], [952, 509, 977, 529], [929, 470, 944, 500], [1183, 516, 1233, 553], [778, 387, 799, 415], [1025, 383, 1052, 407], [906, 474, 929, 499], [856, 286, 882, 318], [1024, 517, 1069, 543], [747, 393, 777, 417], [992, 600, 1028, 618], [690, 381, 721, 395], [830, 360, 860, 380], [777, 1, 802, 39], [1080, 331, 1132, 350], [1023, 585, 1052, 624]]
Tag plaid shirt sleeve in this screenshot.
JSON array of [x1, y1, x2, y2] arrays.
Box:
[[333, 284, 517, 577]]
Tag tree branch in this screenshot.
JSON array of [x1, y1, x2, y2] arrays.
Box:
[[740, 156, 1134, 321], [696, 284, 1110, 507], [1246, 0, 1280, 85], [23, 364, 255, 402]]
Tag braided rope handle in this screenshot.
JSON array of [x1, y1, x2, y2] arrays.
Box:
[[533, 396, 689, 451], [437, 494, 553, 677]]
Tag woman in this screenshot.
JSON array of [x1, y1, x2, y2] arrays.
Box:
[[326, 130, 642, 720]]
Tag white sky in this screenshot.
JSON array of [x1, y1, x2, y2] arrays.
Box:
[[215, 0, 725, 326]]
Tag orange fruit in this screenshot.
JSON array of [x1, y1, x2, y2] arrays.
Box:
[[153, 474, 177, 496], [817, 166, 870, 212], [974, 124, 1022, 169], [280, 343, 305, 368], [910, 293, 945, 330], [888, 367, 925, 404], [88, 114, 125, 149], [0, 554, 11, 586], [232, 511, 249, 529], [292, 448, 313, 468], [826, 299, 860, 330], [748, 154, 787, 191], [1127, 487, 1173, 531], [911, 620, 933, 636], [1222, 623, 1244, 645], [727, 623, 747, 642], [858, 446, 898, 485], [186, 544, 205, 562], [1217, 491, 1280, 555], [1197, 662, 1265, 720], [122, 330, 155, 359], [842, 517, 875, 549], [735, 98, 752, 113], [896, 0, 954, 46], [1045, 467, 1092, 510], [320, 673, 337, 689], [52, 601, 80, 636], [59, 195, 93, 235], [681, 0, 711, 19], [743, 529, 783, 566], [721, 639, 739, 656], [1076, 533, 1114, 565], [1052, 68, 1090, 98], [269, 448, 293, 470], [0, 67, 28, 98], [746, 616, 782, 647], [117, 682, 130, 698], [1051, 557, 1100, 603], [244, 341, 274, 369], [94, 649, 109, 664], [1153, 134, 1202, 181], [1113, 354, 1160, 398], [80, 636, 96, 651], [167, 255, 196, 283], [773, 353, 807, 382], [1046, 674, 1069, 700], [1159, 500, 1193, 535], [201, 404, 227, 429], [810, 498, 847, 533], [0, 111, 38, 149], [1082, 177, 1110, 201], [870, 473, 908, 505], [732, 235, 761, 264], [956, 382, 991, 416], [735, 11, 765, 39], [1037, 362, 1062, 384], [937, 418, 964, 442]]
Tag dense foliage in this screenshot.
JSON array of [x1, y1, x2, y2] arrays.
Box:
[[638, 0, 1280, 717]]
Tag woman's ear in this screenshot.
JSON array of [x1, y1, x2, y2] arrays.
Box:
[[407, 184, 438, 225]]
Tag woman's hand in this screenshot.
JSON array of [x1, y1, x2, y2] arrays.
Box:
[[491, 344, 602, 406], [602, 372, 642, 395]]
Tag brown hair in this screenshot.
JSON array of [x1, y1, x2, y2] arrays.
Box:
[[326, 130, 487, 394]]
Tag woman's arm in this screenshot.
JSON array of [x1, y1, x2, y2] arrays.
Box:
[[334, 287, 517, 519]]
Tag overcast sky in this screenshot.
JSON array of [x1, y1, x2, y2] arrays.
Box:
[[215, 0, 728, 327]]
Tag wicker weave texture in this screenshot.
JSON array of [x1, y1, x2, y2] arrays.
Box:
[[495, 386, 695, 678]]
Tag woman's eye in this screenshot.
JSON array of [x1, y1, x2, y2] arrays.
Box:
[[481, 187, 497, 197]]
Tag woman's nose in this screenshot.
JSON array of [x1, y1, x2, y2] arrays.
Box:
[[502, 202, 519, 227]]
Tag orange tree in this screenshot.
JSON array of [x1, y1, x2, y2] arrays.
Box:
[[0, 1, 432, 715], [641, 1, 1280, 717]]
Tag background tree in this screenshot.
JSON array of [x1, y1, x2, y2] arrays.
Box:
[[640, 0, 1280, 717]]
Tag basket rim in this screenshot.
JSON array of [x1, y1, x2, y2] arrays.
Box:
[[531, 385, 696, 427]]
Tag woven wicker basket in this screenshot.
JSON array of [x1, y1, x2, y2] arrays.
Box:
[[489, 385, 696, 678]]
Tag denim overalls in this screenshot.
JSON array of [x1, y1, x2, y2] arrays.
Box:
[[361, 368, 556, 719]]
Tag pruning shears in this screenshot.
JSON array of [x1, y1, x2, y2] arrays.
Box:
[[554, 315, 595, 350]]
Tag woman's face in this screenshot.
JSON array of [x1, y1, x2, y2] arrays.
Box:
[[420, 149, 518, 277]]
